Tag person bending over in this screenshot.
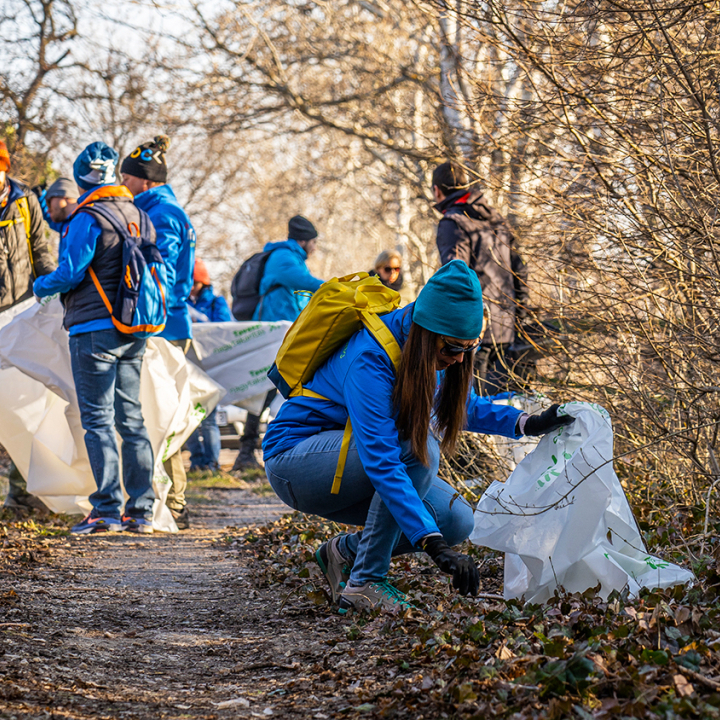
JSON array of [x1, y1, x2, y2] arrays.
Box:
[[262, 260, 572, 612]]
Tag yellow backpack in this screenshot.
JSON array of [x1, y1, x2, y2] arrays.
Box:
[[268, 272, 402, 493]]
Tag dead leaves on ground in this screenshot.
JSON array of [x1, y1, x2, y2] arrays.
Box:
[[225, 512, 720, 719]]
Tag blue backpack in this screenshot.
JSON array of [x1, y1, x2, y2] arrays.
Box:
[[78, 202, 168, 338]]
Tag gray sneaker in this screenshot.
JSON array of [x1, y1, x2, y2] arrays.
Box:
[[315, 535, 352, 604], [338, 580, 413, 614]]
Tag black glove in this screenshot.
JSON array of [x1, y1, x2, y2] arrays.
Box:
[[422, 535, 480, 596], [523, 404, 574, 436]]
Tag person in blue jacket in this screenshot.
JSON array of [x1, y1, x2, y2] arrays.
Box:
[[263, 260, 574, 613], [121, 135, 196, 530], [186, 258, 231, 472], [253, 215, 323, 322], [233, 215, 324, 472], [33, 142, 156, 535]]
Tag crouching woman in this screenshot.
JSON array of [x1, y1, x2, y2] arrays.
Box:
[[262, 260, 571, 612]]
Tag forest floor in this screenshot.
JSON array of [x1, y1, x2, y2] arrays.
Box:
[[2, 449, 720, 719]]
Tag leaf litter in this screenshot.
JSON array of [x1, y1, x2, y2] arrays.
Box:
[[1, 503, 719, 718]]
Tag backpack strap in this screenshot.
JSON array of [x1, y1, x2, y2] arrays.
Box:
[[0, 197, 35, 275], [294, 313, 402, 495]]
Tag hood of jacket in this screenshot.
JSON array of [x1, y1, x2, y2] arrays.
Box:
[[262, 238, 307, 260], [132, 183, 180, 212], [434, 186, 505, 225]]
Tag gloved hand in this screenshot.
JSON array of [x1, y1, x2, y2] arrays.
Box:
[[421, 535, 480, 596], [523, 403, 574, 436], [34, 292, 58, 307]]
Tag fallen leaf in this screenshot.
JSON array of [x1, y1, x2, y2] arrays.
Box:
[[674, 674, 694, 697]]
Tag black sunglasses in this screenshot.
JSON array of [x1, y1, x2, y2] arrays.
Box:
[[383, 266, 401, 273], [440, 337, 479, 357]]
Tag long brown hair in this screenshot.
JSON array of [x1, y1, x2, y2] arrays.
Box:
[[391, 323, 475, 466]]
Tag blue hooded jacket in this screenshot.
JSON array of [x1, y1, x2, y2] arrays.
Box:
[[263, 303, 524, 546], [133, 184, 196, 340], [253, 239, 323, 322], [188, 285, 232, 323]]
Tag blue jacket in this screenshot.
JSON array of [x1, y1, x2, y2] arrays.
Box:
[[133, 184, 196, 340], [188, 285, 232, 323], [263, 303, 524, 546], [253, 239, 323, 322]]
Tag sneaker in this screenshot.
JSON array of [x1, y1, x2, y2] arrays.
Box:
[[338, 580, 413, 614], [122, 515, 154, 534], [71, 509, 122, 535], [315, 535, 352, 604], [170, 506, 190, 530]]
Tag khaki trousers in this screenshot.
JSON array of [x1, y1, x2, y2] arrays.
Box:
[[164, 338, 192, 510]]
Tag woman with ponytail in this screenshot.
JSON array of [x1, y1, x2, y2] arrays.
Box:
[[263, 260, 572, 613]]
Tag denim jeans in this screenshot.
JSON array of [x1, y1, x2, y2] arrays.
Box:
[[264, 432, 474, 585], [186, 407, 220, 470], [69, 328, 155, 519]]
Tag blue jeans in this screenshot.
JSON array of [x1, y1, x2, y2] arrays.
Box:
[[186, 407, 220, 470], [264, 432, 474, 585], [70, 329, 155, 519]]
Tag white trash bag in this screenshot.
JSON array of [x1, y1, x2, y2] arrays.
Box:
[[471, 401, 695, 603], [0, 299, 224, 530]]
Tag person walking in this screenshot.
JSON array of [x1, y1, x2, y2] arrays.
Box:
[[0, 140, 57, 514], [186, 258, 231, 472], [262, 260, 572, 612], [33, 142, 156, 534], [432, 161, 529, 394], [233, 215, 324, 472], [121, 135, 196, 529]]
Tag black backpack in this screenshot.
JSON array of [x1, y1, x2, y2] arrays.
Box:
[[231, 250, 273, 320]]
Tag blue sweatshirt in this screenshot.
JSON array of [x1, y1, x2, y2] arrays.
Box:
[[263, 303, 523, 546], [253, 239, 323, 322], [133, 184, 196, 341], [188, 285, 232, 322]]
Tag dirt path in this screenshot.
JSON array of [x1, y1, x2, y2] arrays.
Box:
[[1, 481, 357, 720]]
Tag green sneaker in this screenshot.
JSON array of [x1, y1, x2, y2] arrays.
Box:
[[338, 580, 413, 614], [315, 535, 352, 604]]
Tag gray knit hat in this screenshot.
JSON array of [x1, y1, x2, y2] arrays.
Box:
[[46, 177, 79, 200]]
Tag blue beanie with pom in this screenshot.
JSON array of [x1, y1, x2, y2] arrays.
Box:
[[413, 260, 484, 340], [73, 142, 119, 191]]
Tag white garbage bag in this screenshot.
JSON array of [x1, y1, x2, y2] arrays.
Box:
[[471, 401, 695, 603], [189, 321, 291, 414], [0, 299, 224, 530]]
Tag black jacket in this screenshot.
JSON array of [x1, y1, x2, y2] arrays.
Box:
[[435, 188, 529, 345], [0, 178, 55, 311]]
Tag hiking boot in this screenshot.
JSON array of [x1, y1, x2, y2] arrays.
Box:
[[3, 492, 51, 514], [170, 506, 190, 530], [122, 515, 154, 534], [71, 509, 122, 535], [315, 535, 352, 604], [232, 441, 262, 472], [338, 580, 413, 615]]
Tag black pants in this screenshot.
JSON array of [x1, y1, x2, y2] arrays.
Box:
[[474, 344, 512, 396], [240, 389, 278, 445]]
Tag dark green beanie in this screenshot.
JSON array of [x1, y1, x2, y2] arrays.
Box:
[[413, 260, 484, 340]]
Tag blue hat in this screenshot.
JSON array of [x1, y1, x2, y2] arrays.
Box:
[[413, 260, 484, 340], [73, 142, 119, 191]]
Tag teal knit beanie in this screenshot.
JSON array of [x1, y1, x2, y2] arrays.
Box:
[[413, 260, 484, 340]]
